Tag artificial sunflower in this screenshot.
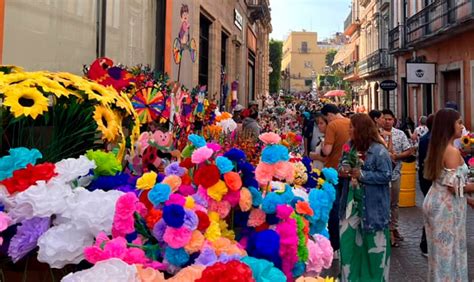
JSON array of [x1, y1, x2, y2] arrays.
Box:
[[2, 86, 49, 119], [93, 105, 120, 142]]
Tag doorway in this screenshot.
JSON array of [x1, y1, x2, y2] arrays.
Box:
[[401, 77, 408, 119], [443, 70, 461, 108], [423, 84, 433, 115]]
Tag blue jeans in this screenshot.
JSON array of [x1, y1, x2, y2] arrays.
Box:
[[328, 184, 341, 251]]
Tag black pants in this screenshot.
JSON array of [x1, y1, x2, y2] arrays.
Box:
[[418, 169, 432, 253], [328, 184, 341, 251]]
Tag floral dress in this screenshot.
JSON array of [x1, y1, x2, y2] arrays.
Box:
[[423, 164, 468, 282]]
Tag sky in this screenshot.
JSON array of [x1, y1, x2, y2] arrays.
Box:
[[269, 0, 352, 41]]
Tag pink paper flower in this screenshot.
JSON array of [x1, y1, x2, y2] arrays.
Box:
[[207, 142, 222, 152], [248, 208, 266, 227], [276, 205, 294, 220], [209, 200, 231, 218], [255, 162, 274, 185], [191, 147, 214, 164], [259, 132, 281, 145], [163, 226, 193, 248], [112, 193, 146, 238], [468, 157, 474, 167]]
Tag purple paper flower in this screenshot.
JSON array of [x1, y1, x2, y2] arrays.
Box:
[[195, 246, 217, 266], [8, 217, 50, 262], [165, 162, 185, 177]]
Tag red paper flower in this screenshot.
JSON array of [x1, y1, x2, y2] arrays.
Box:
[[195, 210, 210, 231], [1, 163, 57, 194], [194, 164, 220, 188], [181, 173, 192, 185], [145, 208, 163, 229], [195, 260, 255, 282], [180, 158, 194, 169]]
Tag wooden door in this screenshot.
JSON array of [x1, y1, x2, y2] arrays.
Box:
[[444, 70, 461, 107]]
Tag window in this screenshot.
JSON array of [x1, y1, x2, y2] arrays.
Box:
[[199, 14, 212, 87], [305, 80, 312, 86], [301, 41, 308, 53], [221, 32, 228, 71], [248, 51, 256, 102]]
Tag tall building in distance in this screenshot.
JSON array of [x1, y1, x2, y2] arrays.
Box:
[[281, 31, 339, 94]]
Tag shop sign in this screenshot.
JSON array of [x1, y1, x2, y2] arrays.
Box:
[[380, 80, 397, 91], [234, 9, 243, 30], [406, 63, 436, 84]]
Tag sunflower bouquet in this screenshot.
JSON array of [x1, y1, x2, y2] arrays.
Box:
[[0, 65, 140, 162]]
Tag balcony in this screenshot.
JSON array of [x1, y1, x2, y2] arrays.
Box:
[[343, 61, 359, 81], [388, 25, 401, 51], [344, 11, 360, 36], [360, 0, 370, 8], [359, 49, 394, 76], [246, 0, 271, 24], [406, 0, 474, 46]]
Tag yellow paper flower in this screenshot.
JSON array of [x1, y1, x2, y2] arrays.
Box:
[[204, 221, 221, 242], [93, 105, 120, 142], [136, 171, 157, 190], [184, 196, 195, 209], [317, 178, 325, 187], [3, 87, 49, 119], [207, 180, 228, 202]]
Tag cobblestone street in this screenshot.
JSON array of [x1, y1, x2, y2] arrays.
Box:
[[324, 184, 474, 281]]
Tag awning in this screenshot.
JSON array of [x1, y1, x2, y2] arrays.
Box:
[[332, 41, 356, 65]]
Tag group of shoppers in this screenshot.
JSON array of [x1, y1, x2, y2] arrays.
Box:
[[304, 103, 473, 281]]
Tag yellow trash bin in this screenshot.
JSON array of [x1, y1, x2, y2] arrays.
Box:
[[399, 161, 416, 207]]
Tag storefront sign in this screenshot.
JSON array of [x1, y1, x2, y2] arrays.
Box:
[[234, 9, 243, 30], [380, 80, 397, 91], [406, 63, 436, 84]]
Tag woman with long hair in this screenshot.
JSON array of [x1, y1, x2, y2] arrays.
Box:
[[339, 113, 392, 282], [423, 108, 474, 281]]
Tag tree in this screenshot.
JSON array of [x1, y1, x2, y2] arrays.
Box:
[[269, 39, 283, 94], [325, 49, 338, 67]]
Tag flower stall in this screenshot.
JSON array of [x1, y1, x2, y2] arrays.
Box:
[[0, 63, 336, 282]]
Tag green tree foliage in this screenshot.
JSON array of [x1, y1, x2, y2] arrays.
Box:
[[269, 39, 283, 94], [325, 49, 338, 67]]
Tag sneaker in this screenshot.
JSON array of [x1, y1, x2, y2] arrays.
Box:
[[333, 250, 340, 260], [421, 251, 428, 258]]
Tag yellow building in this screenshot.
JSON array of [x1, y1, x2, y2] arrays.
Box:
[[281, 32, 329, 93]]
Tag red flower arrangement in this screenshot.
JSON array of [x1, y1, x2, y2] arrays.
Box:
[[1, 163, 57, 194], [193, 164, 220, 188], [195, 260, 255, 282]]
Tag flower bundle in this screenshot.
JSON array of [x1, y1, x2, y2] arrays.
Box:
[[281, 132, 303, 154]]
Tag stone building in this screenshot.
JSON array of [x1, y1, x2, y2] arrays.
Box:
[[281, 31, 333, 94], [0, 0, 271, 109]]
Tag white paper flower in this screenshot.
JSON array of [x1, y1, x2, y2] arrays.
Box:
[[7, 179, 73, 222], [61, 258, 138, 282], [218, 118, 238, 133], [37, 223, 95, 268], [59, 188, 123, 234], [55, 156, 96, 183]]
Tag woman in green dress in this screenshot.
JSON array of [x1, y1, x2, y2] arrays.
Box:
[[338, 113, 392, 282]]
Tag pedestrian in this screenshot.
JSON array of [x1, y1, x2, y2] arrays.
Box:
[[423, 108, 474, 281], [338, 113, 392, 282], [321, 103, 351, 258], [368, 109, 385, 129], [417, 114, 434, 257], [242, 108, 260, 139], [380, 109, 413, 247], [309, 113, 328, 170], [411, 115, 429, 144], [302, 111, 315, 157]]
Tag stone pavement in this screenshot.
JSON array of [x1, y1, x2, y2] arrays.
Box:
[[323, 184, 474, 281]]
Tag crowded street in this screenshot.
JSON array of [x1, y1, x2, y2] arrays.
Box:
[[1, 0, 474, 281]]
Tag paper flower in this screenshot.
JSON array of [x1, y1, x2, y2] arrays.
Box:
[[224, 172, 242, 191], [162, 175, 182, 192], [165, 162, 186, 176], [163, 204, 186, 228], [188, 134, 207, 148], [239, 188, 252, 212], [248, 208, 266, 227], [148, 183, 172, 206], [8, 217, 50, 262], [216, 156, 234, 174], [85, 150, 122, 176], [1, 163, 57, 194], [241, 256, 286, 282], [165, 247, 189, 267], [195, 260, 254, 282], [136, 171, 157, 190], [164, 226, 192, 248], [54, 155, 96, 183], [62, 258, 137, 282], [191, 146, 214, 164], [185, 230, 205, 253], [207, 180, 228, 202], [259, 132, 282, 145], [224, 148, 247, 162], [194, 164, 220, 188], [0, 147, 42, 181], [261, 145, 289, 164]]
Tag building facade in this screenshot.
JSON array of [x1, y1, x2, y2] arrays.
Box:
[[281, 31, 333, 93], [336, 0, 396, 112], [389, 0, 474, 129], [0, 0, 271, 108]]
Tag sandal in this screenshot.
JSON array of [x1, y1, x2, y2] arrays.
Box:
[[390, 231, 400, 248]]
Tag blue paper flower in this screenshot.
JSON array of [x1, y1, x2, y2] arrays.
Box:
[[246, 230, 282, 269], [162, 204, 185, 228], [0, 147, 42, 181], [248, 186, 263, 207], [148, 183, 171, 206], [238, 161, 255, 175], [261, 145, 289, 164], [188, 134, 206, 148], [292, 261, 306, 278], [262, 192, 284, 214], [165, 247, 189, 267], [224, 148, 247, 162], [322, 167, 339, 185], [216, 156, 234, 174], [89, 173, 130, 191], [241, 256, 286, 282]]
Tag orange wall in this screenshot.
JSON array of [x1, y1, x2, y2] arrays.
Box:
[[396, 29, 474, 129], [164, 0, 173, 75], [0, 0, 5, 64]]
